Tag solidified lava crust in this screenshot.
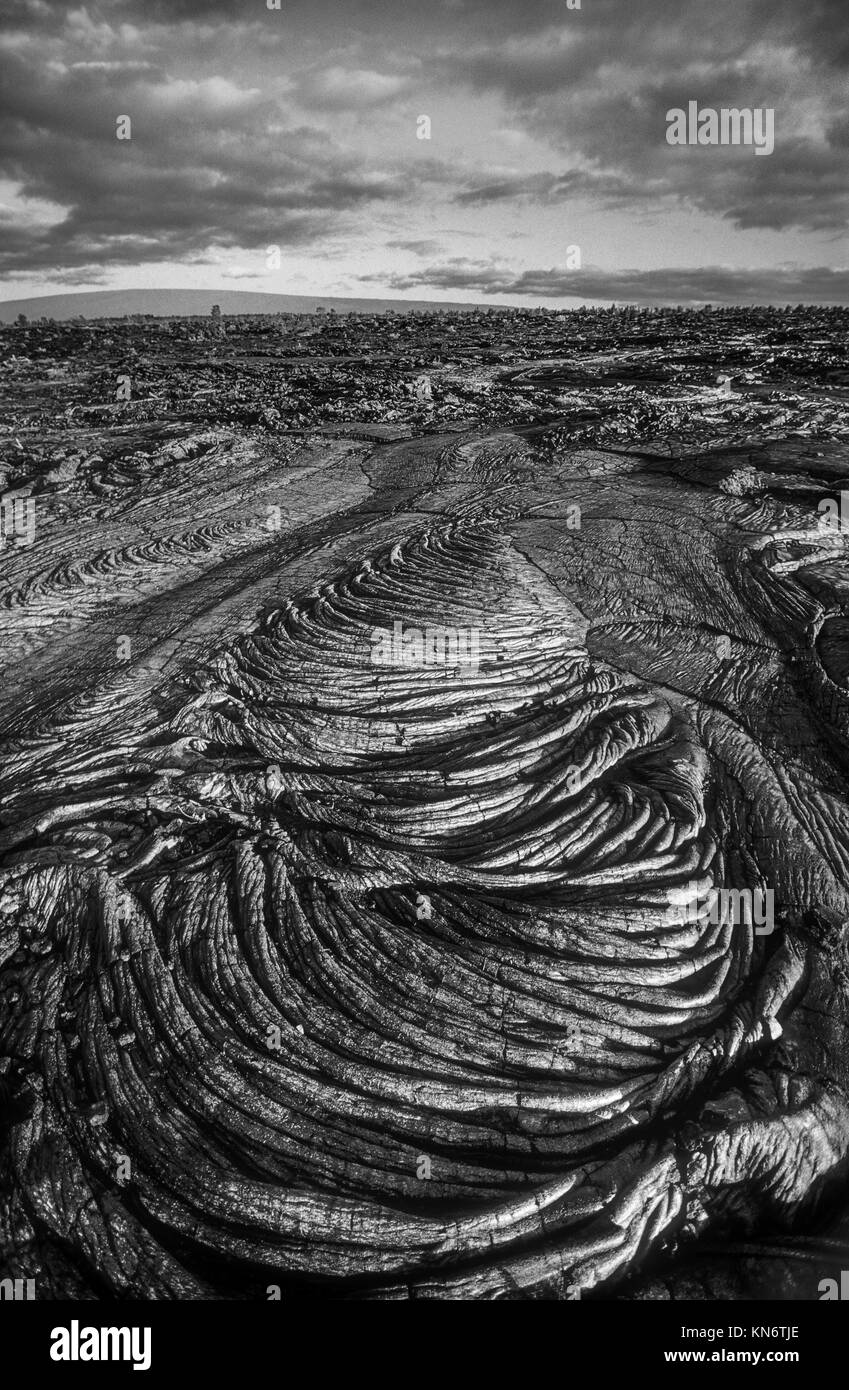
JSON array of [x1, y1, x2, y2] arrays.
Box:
[[1, 307, 849, 1300]]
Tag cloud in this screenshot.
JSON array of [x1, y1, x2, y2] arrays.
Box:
[[0, 44, 444, 279], [0, 0, 846, 286], [436, 1, 849, 232], [365, 259, 849, 304], [47, 265, 112, 286], [453, 140, 849, 233], [144, 76, 263, 115], [385, 238, 444, 255], [68, 59, 157, 72], [296, 66, 407, 109]]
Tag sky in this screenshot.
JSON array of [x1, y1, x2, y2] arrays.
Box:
[[0, 0, 847, 306]]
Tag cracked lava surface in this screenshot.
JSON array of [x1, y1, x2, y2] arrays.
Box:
[[2, 377, 849, 1301]]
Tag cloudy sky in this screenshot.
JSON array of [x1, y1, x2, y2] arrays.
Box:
[[1, 0, 847, 306]]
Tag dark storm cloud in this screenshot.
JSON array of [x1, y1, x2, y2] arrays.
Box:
[[370, 261, 849, 305], [440, 0, 849, 232], [108, 0, 849, 63], [105, 0, 576, 37], [385, 239, 444, 255], [0, 0, 79, 27], [1, 0, 847, 284], [455, 140, 849, 234], [0, 40, 446, 277], [443, 0, 849, 92]]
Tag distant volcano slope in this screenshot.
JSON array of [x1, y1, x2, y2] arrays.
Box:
[[1, 425, 848, 1299]]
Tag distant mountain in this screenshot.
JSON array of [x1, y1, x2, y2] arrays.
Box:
[[0, 288, 485, 323]]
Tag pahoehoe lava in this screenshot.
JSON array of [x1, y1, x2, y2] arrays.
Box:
[[2, 322, 849, 1301]]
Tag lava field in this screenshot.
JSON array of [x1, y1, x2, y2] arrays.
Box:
[[2, 304, 849, 1300]]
